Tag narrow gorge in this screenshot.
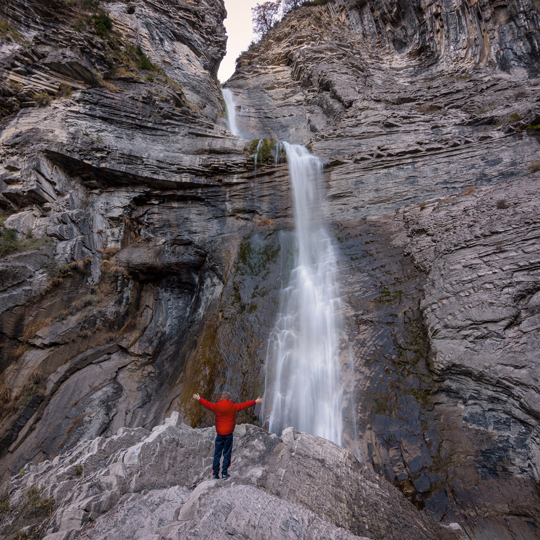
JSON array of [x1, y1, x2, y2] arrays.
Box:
[[0, 0, 540, 539]]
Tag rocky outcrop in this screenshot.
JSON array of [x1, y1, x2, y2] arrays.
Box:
[[0, 413, 464, 540], [332, 174, 540, 539]]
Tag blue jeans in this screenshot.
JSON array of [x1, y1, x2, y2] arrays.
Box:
[[213, 433, 233, 477]]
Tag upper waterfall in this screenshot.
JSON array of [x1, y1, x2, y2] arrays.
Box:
[[263, 143, 344, 446], [222, 88, 240, 136]]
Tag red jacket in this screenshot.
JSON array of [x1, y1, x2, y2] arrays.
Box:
[[199, 398, 256, 435]]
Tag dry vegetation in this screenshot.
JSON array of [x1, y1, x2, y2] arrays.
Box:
[[461, 186, 476, 196]]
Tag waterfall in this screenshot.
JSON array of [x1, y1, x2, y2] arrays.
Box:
[[222, 88, 239, 136], [263, 143, 344, 445]]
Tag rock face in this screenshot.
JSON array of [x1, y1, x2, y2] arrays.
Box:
[[223, 2, 540, 537], [0, 0, 264, 480], [0, 413, 464, 540], [1, 0, 540, 538]]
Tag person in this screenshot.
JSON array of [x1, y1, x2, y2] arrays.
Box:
[[193, 391, 263, 479]]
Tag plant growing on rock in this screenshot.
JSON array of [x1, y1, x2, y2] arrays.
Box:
[[0, 228, 18, 256], [26, 488, 54, 518], [461, 186, 476, 196], [12, 343, 33, 360], [57, 83, 73, 98], [100, 259, 127, 276], [0, 228, 49, 258], [0, 376, 12, 410], [22, 319, 51, 342], [0, 491, 9, 515], [34, 91, 52, 107], [93, 11, 112, 37], [530, 160, 540, 173], [247, 138, 285, 164], [135, 45, 162, 74], [0, 17, 23, 43]]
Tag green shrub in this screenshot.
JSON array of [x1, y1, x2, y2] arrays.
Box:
[[509, 112, 522, 122], [0, 211, 14, 226], [0, 17, 22, 43], [136, 45, 157, 71], [57, 83, 73, 98], [34, 91, 51, 107], [0, 228, 49, 258], [93, 12, 113, 37], [26, 487, 54, 517], [0, 228, 18, 256], [247, 138, 280, 164]]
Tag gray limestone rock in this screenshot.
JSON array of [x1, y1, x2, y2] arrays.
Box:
[[0, 0, 540, 538], [0, 415, 462, 540]]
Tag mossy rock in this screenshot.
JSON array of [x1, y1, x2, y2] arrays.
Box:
[[246, 139, 285, 164], [237, 237, 281, 276]]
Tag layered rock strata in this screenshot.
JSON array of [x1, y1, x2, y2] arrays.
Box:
[[1, 0, 540, 539], [222, 2, 540, 537]]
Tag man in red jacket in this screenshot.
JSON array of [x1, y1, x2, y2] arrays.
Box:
[[193, 391, 263, 479]]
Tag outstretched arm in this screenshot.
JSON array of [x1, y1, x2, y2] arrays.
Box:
[[235, 397, 263, 412], [193, 393, 217, 412]]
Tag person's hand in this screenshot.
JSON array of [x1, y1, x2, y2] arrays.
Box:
[[255, 397, 263, 404], [193, 393, 201, 401]]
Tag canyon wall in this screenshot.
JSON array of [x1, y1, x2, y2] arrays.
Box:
[[1, 0, 540, 539]]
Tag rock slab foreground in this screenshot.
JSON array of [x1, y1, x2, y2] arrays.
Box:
[[2, 414, 464, 540]]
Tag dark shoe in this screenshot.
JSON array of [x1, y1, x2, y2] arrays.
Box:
[[212, 474, 219, 480], [222, 473, 230, 480]]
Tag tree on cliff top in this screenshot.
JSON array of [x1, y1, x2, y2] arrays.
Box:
[[283, 0, 303, 12], [252, 1, 281, 37]]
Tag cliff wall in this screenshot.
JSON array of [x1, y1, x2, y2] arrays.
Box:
[[1, 0, 540, 538]]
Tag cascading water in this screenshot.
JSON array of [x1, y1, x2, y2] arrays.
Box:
[[222, 88, 240, 136], [263, 143, 344, 445]]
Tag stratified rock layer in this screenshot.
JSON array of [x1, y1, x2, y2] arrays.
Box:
[[222, 2, 540, 537], [1, 0, 540, 538]]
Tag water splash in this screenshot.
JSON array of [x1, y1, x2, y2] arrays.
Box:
[[263, 143, 344, 445], [222, 88, 239, 136]]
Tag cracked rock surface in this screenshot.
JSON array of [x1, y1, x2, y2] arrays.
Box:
[[1, 414, 463, 540]]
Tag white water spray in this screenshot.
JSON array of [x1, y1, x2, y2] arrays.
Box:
[[222, 88, 240, 136], [263, 143, 344, 445]]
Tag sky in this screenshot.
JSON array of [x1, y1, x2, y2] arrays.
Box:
[[218, 0, 260, 83]]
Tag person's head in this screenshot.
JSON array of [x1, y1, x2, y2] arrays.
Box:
[[221, 391, 231, 401]]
